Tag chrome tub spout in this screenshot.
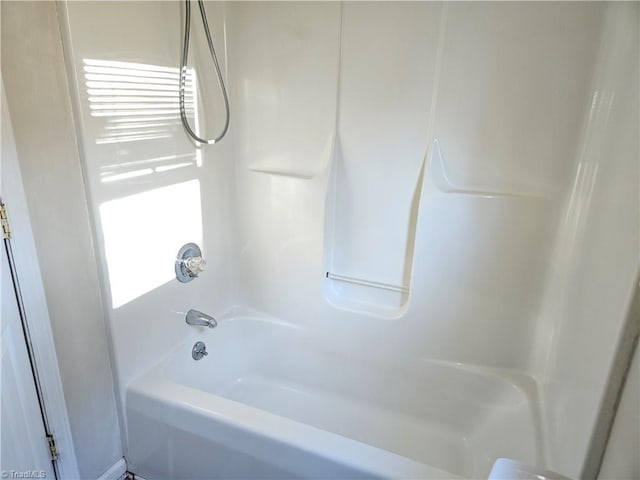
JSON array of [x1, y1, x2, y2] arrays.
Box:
[[185, 309, 217, 328]]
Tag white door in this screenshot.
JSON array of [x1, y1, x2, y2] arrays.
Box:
[[1, 235, 56, 478]]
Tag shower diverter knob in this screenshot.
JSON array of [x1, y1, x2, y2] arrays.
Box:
[[176, 243, 207, 283]]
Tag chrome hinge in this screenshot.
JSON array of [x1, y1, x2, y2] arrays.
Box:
[[0, 202, 11, 239], [46, 434, 59, 461]]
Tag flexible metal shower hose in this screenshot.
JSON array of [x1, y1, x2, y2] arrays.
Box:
[[179, 0, 230, 145]]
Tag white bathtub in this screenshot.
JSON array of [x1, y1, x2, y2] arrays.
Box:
[[126, 314, 543, 479]]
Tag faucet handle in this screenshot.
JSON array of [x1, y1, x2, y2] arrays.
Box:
[[176, 243, 206, 283], [192, 341, 208, 360], [185, 256, 207, 276]]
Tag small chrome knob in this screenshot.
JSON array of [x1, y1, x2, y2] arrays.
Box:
[[192, 341, 208, 360]]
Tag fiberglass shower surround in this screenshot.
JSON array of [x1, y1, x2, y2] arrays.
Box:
[[59, 1, 639, 479]]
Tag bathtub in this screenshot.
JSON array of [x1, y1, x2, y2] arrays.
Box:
[[126, 313, 543, 479]]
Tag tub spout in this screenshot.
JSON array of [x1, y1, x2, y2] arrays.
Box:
[[185, 309, 217, 328]]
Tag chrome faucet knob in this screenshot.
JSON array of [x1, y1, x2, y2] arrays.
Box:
[[176, 243, 206, 283], [192, 341, 208, 360]]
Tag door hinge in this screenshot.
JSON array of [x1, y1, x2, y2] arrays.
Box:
[[46, 434, 59, 461], [0, 202, 11, 239]]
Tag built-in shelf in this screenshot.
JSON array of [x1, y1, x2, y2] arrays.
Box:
[[429, 140, 550, 200], [326, 272, 409, 293], [322, 136, 419, 318], [247, 135, 336, 181], [247, 167, 315, 180]]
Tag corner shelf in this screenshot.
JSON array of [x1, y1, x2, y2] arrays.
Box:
[[429, 140, 550, 200], [247, 167, 315, 180]]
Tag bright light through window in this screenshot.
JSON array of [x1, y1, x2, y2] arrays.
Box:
[[99, 180, 203, 308], [83, 58, 203, 165]]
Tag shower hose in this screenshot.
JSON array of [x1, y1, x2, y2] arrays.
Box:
[[179, 0, 230, 144]]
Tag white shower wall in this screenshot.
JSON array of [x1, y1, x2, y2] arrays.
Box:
[[59, 2, 638, 478], [532, 3, 640, 475], [228, 1, 602, 368], [60, 1, 236, 450]]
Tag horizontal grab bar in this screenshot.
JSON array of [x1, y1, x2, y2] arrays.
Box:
[[325, 272, 409, 293]]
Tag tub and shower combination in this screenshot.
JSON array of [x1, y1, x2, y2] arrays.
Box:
[[59, 1, 638, 479]]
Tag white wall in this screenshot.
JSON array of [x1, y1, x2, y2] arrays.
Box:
[[59, 0, 236, 454], [228, 1, 602, 368], [1, 81, 75, 480], [532, 3, 640, 477], [0, 2, 123, 478]]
